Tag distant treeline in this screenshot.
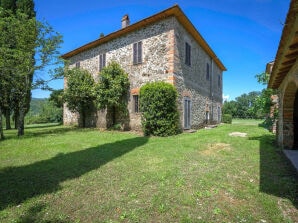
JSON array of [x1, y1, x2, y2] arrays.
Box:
[[25, 98, 63, 124]]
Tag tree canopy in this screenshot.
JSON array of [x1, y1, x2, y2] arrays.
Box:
[[64, 68, 96, 127], [95, 61, 130, 127], [223, 71, 277, 124], [0, 3, 63, 138], [223, 91, 261, 119]]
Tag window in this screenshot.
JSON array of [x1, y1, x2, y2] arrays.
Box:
[[99, 53, 106, 71], [183, 97, 191, 129], [218, 75, 221, 88], [206, 111, 209, 124], [133, 95, 139, 113], [133, 41, 142, 65], [206, 63, 210, 81], [185, 42, 191, 66], [218, 106, 221, 122], [75, 62, 80, 68]]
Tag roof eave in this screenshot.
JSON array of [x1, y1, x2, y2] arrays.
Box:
[[268, 0, 298, 89]]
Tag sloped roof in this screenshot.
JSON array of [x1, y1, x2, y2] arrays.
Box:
[[268, 0, 298, 89], [62, 5, 226, 71]]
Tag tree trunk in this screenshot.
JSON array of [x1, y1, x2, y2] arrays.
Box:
[[5, 109, 11, 130], [112, 106, 116, 126], [14, 108, 19, 129], [0, 109, 5, 140], [80, 107, 86, 128], [82, 112, 85, 128], [17, 108, 25, 136]]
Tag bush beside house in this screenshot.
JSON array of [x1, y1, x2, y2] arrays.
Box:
[[140, 82, 180, 136]]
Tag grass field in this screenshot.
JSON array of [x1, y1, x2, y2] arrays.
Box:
[[231, 118, 263, 126], [0, 123, 297, 222]]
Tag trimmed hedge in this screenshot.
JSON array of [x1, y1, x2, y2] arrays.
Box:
[[222, 114, 232, 124], [140, 82, 180, 136]]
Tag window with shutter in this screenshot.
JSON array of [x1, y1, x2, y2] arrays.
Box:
[[133, 95, 139, 113], [138, 41, 142, 64], [185, 42, 191, 66], [206, 63, 210, 81], [133, 41, 142, 65], [183, 97, 191, 129], [99, 53, 106, 71]]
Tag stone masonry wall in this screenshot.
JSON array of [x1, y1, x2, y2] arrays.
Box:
[[64, 16, 223, 130], [172, 18, 223, 128], [64, 17, 176, 129], [278, 60, 298, 148]]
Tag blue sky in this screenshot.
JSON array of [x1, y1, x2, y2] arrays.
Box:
[[33, 0, 290, 100]]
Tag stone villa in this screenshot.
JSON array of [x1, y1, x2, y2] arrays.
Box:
[[62, 5, 226, 130]]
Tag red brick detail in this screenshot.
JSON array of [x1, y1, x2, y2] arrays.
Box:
[[131, 88, 140, 95], [167, 30, 175, 75], [167, 75, 176, 85], [182, 90, 191, 97]]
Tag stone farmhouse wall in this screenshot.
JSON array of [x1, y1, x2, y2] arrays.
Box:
[[64, 16, 223, 130], [276, 61, 298, 148], [172, 18, 223, 128]]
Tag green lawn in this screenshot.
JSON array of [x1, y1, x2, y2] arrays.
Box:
[[0, 123, 297, 222], [232, 118, 263, 126]]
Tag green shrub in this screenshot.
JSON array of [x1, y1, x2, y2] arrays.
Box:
[[108, 123, 122, 131], [140, 82, 180, 136], [222, 114, 232, 124]]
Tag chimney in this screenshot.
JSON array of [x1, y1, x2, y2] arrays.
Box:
[[122, 14, 130, 28]]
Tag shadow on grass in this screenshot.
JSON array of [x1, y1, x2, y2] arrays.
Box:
[[3, 125, 80, 140], [16, 202, 69, 223], [250, 134, 298, 208], [0, 136, 148, 211], [25, 123, 62, 130], [25, 126, 81, 138]]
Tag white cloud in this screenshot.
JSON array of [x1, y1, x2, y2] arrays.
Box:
[[223, 94, 230, 102]]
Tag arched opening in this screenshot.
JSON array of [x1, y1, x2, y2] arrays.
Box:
[[283, 82, 297, 149], [293, 90, 298, 149]]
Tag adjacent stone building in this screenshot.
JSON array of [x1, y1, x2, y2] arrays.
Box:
[[268, 0, 298, 149], [62, 5, 226, 131]]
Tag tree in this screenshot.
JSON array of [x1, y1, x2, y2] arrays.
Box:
[[0, 0, 16, 12], [254, 72, 278, 129], [0, 73, 6, 139], [94, 61, 130, 127], [16, 0, 35, 18], [0, 0, 17, 130], [0, 7, 63, 137], [0, 0, 35, 132], [255, 72, 270, 85], [26, 99, 63, 124], [64, 68, 95, 127], [0, 8, 35, 135], [251, 88, 274, 119], [49, 89, 64, 108], [222, 100, 238, 117], [236, 91, 260, 118], [14, 0, 36, 132], [222, 91, 260, 119]]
